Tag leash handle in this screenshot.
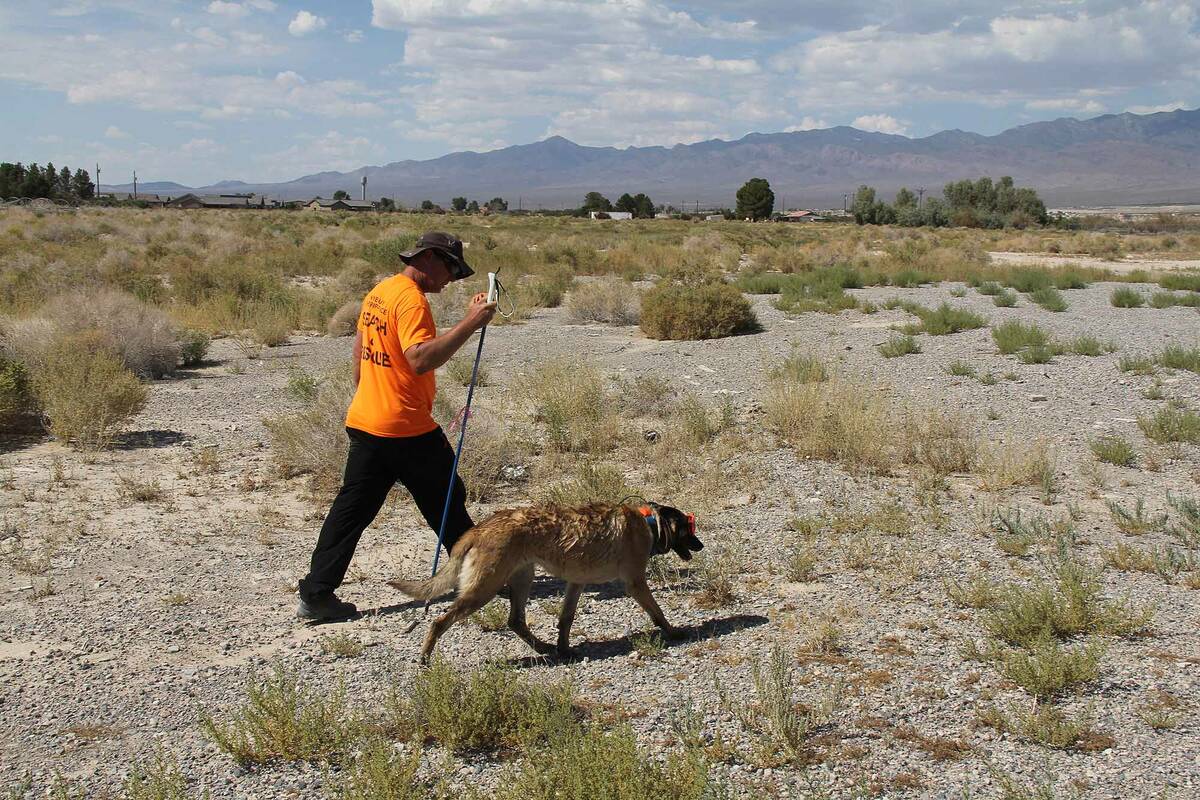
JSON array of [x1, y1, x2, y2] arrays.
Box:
[[430, 323, 487, 576]]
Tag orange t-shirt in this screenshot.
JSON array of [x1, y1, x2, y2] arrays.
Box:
[[345, 274, 439, 438]]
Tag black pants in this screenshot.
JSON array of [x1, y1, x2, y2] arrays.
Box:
[[298, 426, 473, 601]]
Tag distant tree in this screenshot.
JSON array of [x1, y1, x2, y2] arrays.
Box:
[[420, 199, 435, 211], [615, 193, 636, 214], [54, 165, 70, 197], [333, 190, 350, 201], [451, 196, 467, 212], [70, 167, 94, 198], [735, 178, 774, 220], [466, 199, 480, 213], [19, 164, 52, 198], [851, 185, 877, 224], [632, 193, 654, 219], [377, 196, 396, 211], [0, 163, 25, 197], [581, 191, 612, 213], [895, 187, 917, 208], [486, 197, 507, 212]]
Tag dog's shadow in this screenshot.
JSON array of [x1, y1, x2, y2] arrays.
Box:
[[360, 573, 698, 620], [503, 612, 769, 668]]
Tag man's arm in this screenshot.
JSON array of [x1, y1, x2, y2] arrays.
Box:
[[404, 294, 496, 375], [352, 329, 363, 387]]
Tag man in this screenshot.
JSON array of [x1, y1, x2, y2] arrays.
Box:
[[297, 231, 496, 621]]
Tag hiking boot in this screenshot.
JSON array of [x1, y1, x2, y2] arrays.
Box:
[[297, 593, 358, 622]]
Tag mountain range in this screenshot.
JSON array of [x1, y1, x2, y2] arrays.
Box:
[[102, 108, 1200, 208]]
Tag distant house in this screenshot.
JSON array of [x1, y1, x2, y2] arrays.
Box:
[[589, 211, 633, 220], [105, 192, 169, 207], [704, 214, 724, 222], [779, 209, 823, 222], [306, 197, 376, 212], [167, 193, 279, 209]]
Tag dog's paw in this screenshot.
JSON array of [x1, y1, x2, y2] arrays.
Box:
[[555, 646, 583, 662]]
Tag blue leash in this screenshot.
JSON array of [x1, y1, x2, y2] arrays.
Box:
[[402, 322, 488, 636], [431, 323, 487, 576]]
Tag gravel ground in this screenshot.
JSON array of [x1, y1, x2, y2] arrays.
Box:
[[2, 276, 1198, 799]]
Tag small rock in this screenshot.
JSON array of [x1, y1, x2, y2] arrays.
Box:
[[643, 430, 660, 442], [1029, 394, 1048, 402]]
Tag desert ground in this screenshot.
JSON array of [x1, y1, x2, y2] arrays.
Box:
[[1, 208, 1199, 799]]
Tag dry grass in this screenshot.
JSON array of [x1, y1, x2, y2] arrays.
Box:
[[522, 360, 620, 453], [263, 366, 355, 493], [567, 280, 640, 325], [978, 439, 1056, 491]]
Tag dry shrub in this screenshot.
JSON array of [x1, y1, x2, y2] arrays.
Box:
[[31, 330, 147, 450], [522, 360, 620, 453], [765, 379, 893, 473], [263, 366, 355, 493], [327, 300, 360, 337], [640, 281, 758, 340], [48, 289, 181, 378], [900, 408, 978, 475], [567, 281, 640, 325], [979, 439, 1057, 490], [451, 410, 529, 503]]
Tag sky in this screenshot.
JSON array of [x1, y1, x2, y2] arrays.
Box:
[[1, 0, 1197, 186]]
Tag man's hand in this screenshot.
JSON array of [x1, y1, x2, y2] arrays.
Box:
[[465, 292, 497, 331]]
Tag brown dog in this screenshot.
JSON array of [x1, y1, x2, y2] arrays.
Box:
[[388, 502, 703, 662]]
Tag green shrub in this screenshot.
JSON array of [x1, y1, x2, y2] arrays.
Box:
[[993, 289, 1018, 307], [905, 303, 988, 335], [879, 335, 921, 358], [1149, 291, 1200, 308], [1138, 405, 1200, 444], [264, 366, 355, 493], [177, 329, 211, 366], [773, 267, 862, 314], [1158, 273, 1200, 292], [977, 281, 1004, 296], [769, 349, 828, 384], [388, 658, 578, 754], [1029, 287, 1068, 312], [992, 320, 1049, 354], [947, 360, 977, 377], [1006, 268, 1054, 294], [1110, 287, 1145, 308], [330, 742, 426, 800], [1117, 354, 1156, 374], [996, 636, 1104, 698], [1155, 344, 1200, 373], [1018, 345, 1055, 365], [640, 281, 758, 340], [31, 331, 147, 450], [201, 669, 363, 766], [1068, 336, 1112, 357], [493, 723, 711, 800], [1090, 435, 1136, 467], [0, 355, 34, 418]]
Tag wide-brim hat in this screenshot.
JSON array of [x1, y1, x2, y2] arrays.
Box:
[[399, 231, 474, 281]]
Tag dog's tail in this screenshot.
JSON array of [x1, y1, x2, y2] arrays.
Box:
[[387, 546, 467, 601]]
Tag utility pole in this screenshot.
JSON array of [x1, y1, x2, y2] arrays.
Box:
[[95, 163, 100, 198], [918, 187, 925, 209], [132, 170, 137, 199], [843, 192, 848, 213], [361, 174, 367, 201]]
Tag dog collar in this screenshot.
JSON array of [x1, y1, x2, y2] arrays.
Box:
[[638, 506, 669, 555]]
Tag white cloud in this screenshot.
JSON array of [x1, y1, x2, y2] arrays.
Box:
[[206, 1, 248, 18], [36, 134, 64, 144], [1126, 101, 1189, 114], [180, 138, 224, 156], [345, 29, 365, 43], [104, 125, 131, 139], [851, 114, 909, 135], [1025, 98, 1105, 113], [258, 131, 384, 179], [288, 10, 326, 36], [784, 116, 829, 132]]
